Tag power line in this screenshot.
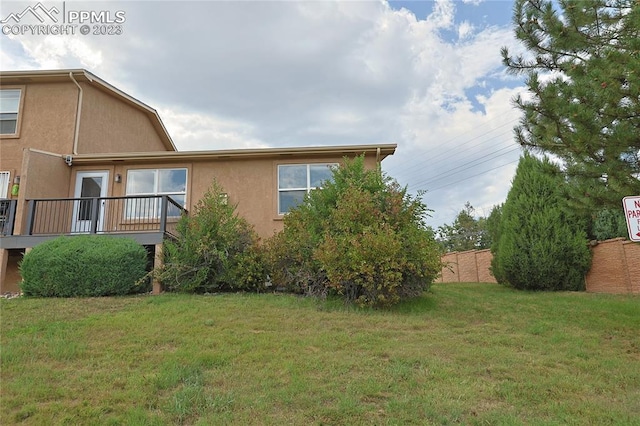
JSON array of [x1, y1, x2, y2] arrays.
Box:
[[386, 117, 519, 176], [416, 158, 520, 193], [411, 144, 521, 188], [420, 120, 518, 165], [380, 114, 523, 195], [390, 128, 517, 191]]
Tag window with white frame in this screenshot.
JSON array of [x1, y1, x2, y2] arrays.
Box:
[[0, 172, 10, 198], [0, 90, 21, 135], [125, 168, 187, 218], [278, 163, 336, 214]]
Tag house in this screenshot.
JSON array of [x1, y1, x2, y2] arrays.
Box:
[[0, 69, 396, 293]]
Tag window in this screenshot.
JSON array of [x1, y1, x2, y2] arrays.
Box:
[[0, 90, 21, 135], [278, 163, 336, 214], [0, 172, 10, 198], [125, 168, 187, 218]]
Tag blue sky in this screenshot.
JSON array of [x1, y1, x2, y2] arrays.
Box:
[[0, 0, 526, 228], [392, 0, 513, 25]]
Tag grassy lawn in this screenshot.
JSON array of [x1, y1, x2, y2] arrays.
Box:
[[1, 283, 639, 425]]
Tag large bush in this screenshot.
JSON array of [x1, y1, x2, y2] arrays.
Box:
[[491, 153, 591, 290], [264, 156, 442, 308], [157, 180, 265, 293], [20, 235, 148, 297]]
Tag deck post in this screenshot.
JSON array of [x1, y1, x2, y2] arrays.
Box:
[[90, 198, 100, 234], [159, 196, 168, 234], [0, 249, 8, 293], [152, 242, 164, 294], [25, 200, 36, 235]]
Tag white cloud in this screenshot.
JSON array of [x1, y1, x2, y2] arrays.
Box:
[[426, 0, 456, 30], [157, 107, 268, 151], [385, 85, 525, 227], [458, 21, 475, 39], [0, 0, 523, 226], [0, 46, 32, 70], [14, 36, 103, 69]]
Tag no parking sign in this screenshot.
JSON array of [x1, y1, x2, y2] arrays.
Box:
[[622, 196, 640, 242]]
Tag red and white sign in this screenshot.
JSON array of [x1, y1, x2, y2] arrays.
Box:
[[622, 196, 640, 242]]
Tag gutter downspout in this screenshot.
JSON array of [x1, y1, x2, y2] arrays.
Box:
[[69, 72, 83, 155]]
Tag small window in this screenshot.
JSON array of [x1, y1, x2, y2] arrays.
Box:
[[125, 168, 187, 218], [0, 90, 21, 135], [278, 163, 336, 214], [0, 171, 10, 198]]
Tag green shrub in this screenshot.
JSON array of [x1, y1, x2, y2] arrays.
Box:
[[591, 208, 628, 241], [491, 153, 591, 291], [157, 180, 266, 293], [264, 156, 442, 308], [20, 235, 148, 297]]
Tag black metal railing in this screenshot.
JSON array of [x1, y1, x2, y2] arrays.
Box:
[[22, 195, 186, 237], [0, 199, 17, 236]]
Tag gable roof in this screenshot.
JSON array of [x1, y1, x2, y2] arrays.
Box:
[[0, 69, 176, 152]]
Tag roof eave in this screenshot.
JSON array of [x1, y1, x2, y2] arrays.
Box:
[[68, 143, 397, 164]]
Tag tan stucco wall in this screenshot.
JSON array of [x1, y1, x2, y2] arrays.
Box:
[[1, 149, 386, 292], [0, 80, 170, 183], [22, 150, 72, 199], [0, 83, 77, 176], [78, 83, 168, 154], [191, 159, 279, 237], [97, 153, 380, 239], [14, 150, 73, 234]]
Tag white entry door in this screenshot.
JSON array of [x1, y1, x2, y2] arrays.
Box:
[[72, 171, 109, 233]]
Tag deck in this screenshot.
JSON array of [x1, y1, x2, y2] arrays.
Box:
[[0, 196, 187, 249]]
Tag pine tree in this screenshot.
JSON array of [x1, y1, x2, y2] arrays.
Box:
[[491, 153, 591, 291], [502, 0, 640, 213]]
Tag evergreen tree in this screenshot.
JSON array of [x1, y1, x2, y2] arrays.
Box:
[[591, 208, 628, 240], [486, 204, 503, 249], [502, 0, 640, 213], [491, 153, 591, 291], [436, 202, 490, 252]]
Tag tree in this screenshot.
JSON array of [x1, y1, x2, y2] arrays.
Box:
[[264, 156, 442, 308], [157, 180, 265, 293], [485, 204, 503, 250], [491, 153, 591, 291], [502, 0, 640, 214], [436, 202, 490, 252], [591, 207, 628, 240]]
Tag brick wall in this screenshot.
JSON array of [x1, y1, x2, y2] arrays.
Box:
[[585, 238, 640, 294], [439, 239, 639, 294], [475, 250, 495, 283], [440, 252, 459, 283], [438, 249, 497, 284]]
